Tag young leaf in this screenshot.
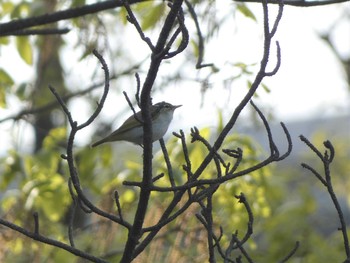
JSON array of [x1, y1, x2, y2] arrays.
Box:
[[141, 3, 166, 31], [16, 37, 33, 65], [236, 3, 257, 22]]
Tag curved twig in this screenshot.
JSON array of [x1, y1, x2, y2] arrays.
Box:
[[51, 50, 130, 229], [300, 136, 350, 259]]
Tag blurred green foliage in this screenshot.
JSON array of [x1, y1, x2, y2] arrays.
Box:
[[1, 123, 349, 262]]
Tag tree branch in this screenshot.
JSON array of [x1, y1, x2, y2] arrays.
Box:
[[121, 1, 187, 261], [0, 217, 108, 263], [0, 0, 143, 35], [300, 136, 350, 260], [51, 51, 131, 230]]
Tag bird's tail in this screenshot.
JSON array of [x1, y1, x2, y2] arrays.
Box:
[[90, 138, 108, 148]]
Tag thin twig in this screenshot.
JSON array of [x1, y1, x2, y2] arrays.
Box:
[[135, 73, 141, 107], [159, 138, 176, 188], [33, 212, 39, 235], [300, 137, 350, 258], [114, 190, 124, 222], [77, 49, 110, 130], [52, 51, 130, 228], [265, 41, 281, 76], [190, 0, 284, 182], [278, 241, 300, 263], [123, 91, 139, 118], [232, 193, 254, 248], [164, 7, 189, 59], [0, 218, 109, 263], [122, 0, 154, 50], [49, 85, 74, 125], [68, 178, 77, 247], [184, 0, 214, 68], [0, 27, 70, 36], [230, 233, 254, 263]]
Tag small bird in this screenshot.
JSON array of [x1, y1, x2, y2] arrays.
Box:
[[91, 102, 181, 147]]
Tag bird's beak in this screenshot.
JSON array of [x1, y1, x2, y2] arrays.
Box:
[[174, 105, 182, 109]]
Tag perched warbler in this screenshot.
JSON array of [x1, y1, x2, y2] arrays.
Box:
[[91, 102, 181, 147]]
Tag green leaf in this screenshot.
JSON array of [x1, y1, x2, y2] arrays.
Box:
[[0, 87, 6, 108], [191, 39, 199, 58], [236, 3, 257, 21], [15, 83, 27, 100], [72, 0, 86, 7], [261, 82, 271, 93], [0, 69, 14, 107], [0, 36, 10, 45], [16, 37, 33, 65], [10, 2, 30, 19], [141, 3, 166, 31], [0, 69, 14, 87], [217, 109, 224, 132], [0, 151, 22, 190], [42, 127, 67, 150], [1, 1, 15, 14]]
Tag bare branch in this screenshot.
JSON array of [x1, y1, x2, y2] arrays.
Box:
[[33, 212, 39, 235], [184, 0, 214, 69], [49, 85, 74, 126], [52, 51, 130, 228], [114, 190, 124, 223], [229, 233, 254, 263], [299, 135, 324, 160], [159, 138, 176, 188], [265, 41, 281, 76], [164, 6, 189, 59], [77, 50, 110, 130], [68, 179, 77, 247], [232, 193, 254, 248], [0, 218, 109, 263], [196, 196, 216, 263], [135, 73, 141, 107], [301, 163, 327, 186], [122, 0, 154, 50], [123, 91, 143, 124], [173, 130, 193, 179], [0, 0, 143, 35], [300, 136, 350, 259], [189, 0, 284, 181], [278, 241, 300, 263], [0, 27, 70, 36], [121, 1, 187, 261]]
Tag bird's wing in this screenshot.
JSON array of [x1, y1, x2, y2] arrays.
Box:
[[108, 110, 143, 136], [109, 105, 162, 136]]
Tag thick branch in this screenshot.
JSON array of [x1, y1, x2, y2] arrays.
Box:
[[120, 1, 186, 262], [0, 0, 142, 35]]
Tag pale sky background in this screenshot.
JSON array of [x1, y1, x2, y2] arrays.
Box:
[[0, 2, 349, 151]]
